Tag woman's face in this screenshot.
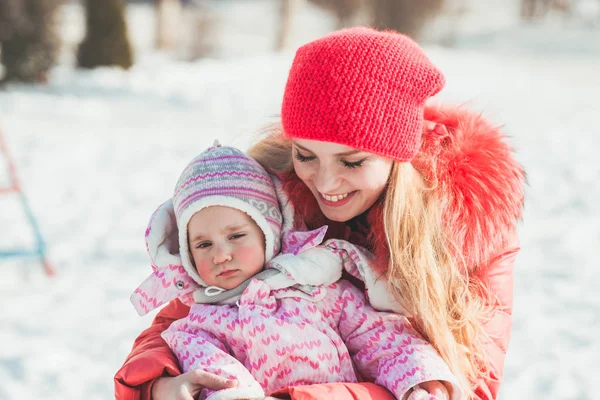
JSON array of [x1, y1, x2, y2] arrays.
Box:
[[292, 139, 393, 222]]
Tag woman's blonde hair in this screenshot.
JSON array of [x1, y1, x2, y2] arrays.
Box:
[[383, 161, 492, 397], [247, 123, 293, 175], [248, 124, 493, 398]]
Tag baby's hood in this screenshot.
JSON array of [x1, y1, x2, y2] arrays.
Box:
[[130, 173, 308, 316], [130, 199, 200, 316]]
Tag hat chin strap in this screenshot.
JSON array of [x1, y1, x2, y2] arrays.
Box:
[[193, 269, 280, 304], [204, 286, 226, 296]]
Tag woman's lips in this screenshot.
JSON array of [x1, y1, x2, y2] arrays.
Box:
[[318, 191, 357, 207]]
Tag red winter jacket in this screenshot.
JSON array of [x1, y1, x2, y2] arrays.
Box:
[[115, 105, 525, 400]]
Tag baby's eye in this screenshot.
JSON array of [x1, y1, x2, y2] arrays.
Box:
[[229, 233, 246, 240], [195, 242, 211, 249]]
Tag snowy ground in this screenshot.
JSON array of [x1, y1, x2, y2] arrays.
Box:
[[0, 1, 599, 399]]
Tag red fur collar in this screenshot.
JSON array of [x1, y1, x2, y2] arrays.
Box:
[[415, 104, 525, 271], [281, 104, 525, 274]]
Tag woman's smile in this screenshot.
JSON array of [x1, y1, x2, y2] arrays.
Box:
[[318, 191, 357, 207]]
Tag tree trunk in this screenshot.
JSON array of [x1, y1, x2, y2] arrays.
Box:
[[77, 0, 133, 69], [0, 0, 61, 83], [372, 0, 444, 40], [306, 0, 365, 28], [521, 0, 536, 19], [155, 0, 181, 50], [275, 0, 298, 52]]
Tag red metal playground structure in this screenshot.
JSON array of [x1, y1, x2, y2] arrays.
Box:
[[0, 126, 54, 276]]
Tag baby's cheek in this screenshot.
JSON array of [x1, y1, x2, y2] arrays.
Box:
[[235, 246, 265, 267], [195, 259, 213, 279]]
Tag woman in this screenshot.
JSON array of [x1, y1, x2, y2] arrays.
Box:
[[115, 27, 524, 400]]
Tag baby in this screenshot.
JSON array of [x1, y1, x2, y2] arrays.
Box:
[[131, 144, 462, 400]]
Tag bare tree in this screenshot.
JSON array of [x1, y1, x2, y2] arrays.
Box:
[[276, 0, 369, 51], [307, 0, 366, 29], [276, 0, 445, 47], [0, 0, 61, 83], [521, 0, 574, 20], [77, 0, 133, 69], [371, 0, 445, 40], [155, 0, 181, 50], [0, 0, 21, 43], [521, 0, 537, 19], [179, 1, 215, 60], [275, 0, 296, 52]]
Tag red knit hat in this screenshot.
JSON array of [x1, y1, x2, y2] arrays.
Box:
[[281, 27, 445, 161]]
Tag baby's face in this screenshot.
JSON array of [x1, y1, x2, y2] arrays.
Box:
[[187, 206, 265, 290]]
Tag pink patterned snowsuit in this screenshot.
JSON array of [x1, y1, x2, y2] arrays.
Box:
[[163, 278, 460, 400], [132, 202, 461, 400]]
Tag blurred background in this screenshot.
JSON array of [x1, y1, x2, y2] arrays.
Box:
[[0, 0, 599, 399]]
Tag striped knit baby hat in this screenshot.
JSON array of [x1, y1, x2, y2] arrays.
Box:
[[282, 27, 445, 162], [172, 143, 282, 286]]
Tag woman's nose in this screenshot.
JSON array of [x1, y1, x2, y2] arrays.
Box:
[[314, 165, 341, 193], [212, 244, 233, 264]]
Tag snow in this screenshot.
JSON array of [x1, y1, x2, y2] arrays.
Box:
[[0, 1, 599, 399]]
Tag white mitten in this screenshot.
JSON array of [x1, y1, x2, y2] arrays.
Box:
[[406, 385, 447, 400]]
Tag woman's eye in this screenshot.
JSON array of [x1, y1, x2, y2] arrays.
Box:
[[342, 159, 365, 169], [230, 233, 246, 240], [294, 150, 315, 163], [195, 242, 211, 249]]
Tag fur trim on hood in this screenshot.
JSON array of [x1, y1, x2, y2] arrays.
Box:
[[281, 104, 526, 274], [415, 104, 525, 271]]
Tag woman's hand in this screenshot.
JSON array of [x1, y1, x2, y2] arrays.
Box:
[[405, 381, 450, 400], [151, 369, 237, 400]]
